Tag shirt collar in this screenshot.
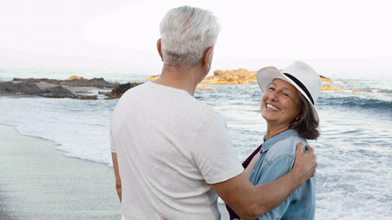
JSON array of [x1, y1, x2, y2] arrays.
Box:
[[261, 129, 297, 153]]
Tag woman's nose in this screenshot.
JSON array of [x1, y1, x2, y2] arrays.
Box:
[[268, 91, 278, 101]]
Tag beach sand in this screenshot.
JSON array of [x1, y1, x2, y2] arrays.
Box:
[[0, 124, 121, 219], [0, 124, 230, 219]]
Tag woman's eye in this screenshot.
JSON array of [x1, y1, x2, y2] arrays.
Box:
[[283, 93, 289, 97], [268, 87, 275, 91]]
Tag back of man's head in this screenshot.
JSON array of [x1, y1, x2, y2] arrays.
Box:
[[160, 5, 220, 67]]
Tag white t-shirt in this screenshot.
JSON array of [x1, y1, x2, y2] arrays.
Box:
[[110, 81, 243, 220]]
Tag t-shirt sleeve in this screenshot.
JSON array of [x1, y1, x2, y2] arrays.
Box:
[[191, 111, 244, 184]]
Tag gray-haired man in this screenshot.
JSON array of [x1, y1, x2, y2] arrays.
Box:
[[110, 5, 317, 220]]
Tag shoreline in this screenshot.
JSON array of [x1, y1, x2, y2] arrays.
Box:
[[0, 124, 230, 219], [0, 124, 121, 219]]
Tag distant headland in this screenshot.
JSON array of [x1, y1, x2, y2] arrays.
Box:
[[146, 68, 353, 92], [0, 69, 360, 99], [0, 76, 141, 100]]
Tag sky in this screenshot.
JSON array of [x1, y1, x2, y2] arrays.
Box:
[[0, 0, 391, 76]]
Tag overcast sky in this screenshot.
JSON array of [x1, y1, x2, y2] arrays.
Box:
[[0, 0, 391, 75]]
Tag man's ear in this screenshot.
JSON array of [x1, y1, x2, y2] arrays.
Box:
[[203, 47, 214, 69], [157, 39, 163, 61]]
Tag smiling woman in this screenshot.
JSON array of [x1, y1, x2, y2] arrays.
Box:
[[228, 60, 322, 220]]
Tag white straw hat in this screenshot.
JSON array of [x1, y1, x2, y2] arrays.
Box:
[[257, 60, 322, 122]]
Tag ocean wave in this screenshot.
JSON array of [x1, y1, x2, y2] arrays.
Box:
[[318, 96, 392, 112]]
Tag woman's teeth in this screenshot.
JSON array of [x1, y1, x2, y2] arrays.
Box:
[[266, 104, 279, 111]]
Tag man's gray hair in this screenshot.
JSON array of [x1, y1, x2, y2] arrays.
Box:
[[160, 5, 220, 66]]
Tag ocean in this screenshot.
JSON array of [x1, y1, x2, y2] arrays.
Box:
[[0, 69, 391, 219]]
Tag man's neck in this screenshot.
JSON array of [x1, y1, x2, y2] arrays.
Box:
[[153, 63, 205, 96]]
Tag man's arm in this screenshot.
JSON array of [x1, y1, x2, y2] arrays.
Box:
[[111, 152, 122, 202], [211, 143, 316, 220]]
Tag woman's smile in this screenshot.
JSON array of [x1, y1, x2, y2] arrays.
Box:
[[265, 103, 280, 111]]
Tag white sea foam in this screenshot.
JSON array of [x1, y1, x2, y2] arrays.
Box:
[[0, 96, 117, 166]]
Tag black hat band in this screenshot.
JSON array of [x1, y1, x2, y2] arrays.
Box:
[[283, 73, 314, 105]]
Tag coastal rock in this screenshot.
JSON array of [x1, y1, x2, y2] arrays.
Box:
[[1, 77, 118, 99], [320, 75, 333, 83], [61, 78, 116, 88], [0, 81, 42, 95], [106, 82, 142, 99], [202, 69, 257, 84], [322, 85, 361, 92], [196, 86, 215, 90], [322, 85, 344, 91], [146, 69, 257, 85], [40, 86, 77, 98], [145, 69, 354, 92], [146, 75, 159, 81], [66, 75, 86, 81], [12, 77, 117, 89], [77, 95, 98, 100]]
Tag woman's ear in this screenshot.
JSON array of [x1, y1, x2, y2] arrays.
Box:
[[295, 112, 301, 121]]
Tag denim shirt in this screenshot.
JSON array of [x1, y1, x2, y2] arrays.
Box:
[[247, 129, 316, 220]]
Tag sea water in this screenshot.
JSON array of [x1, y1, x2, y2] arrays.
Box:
[[0, 69, 391, 219]]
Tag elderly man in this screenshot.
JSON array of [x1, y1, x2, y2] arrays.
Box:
[[110, 5, 317, 220]]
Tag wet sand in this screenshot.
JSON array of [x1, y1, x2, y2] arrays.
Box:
[[0, 124, 121, 219]]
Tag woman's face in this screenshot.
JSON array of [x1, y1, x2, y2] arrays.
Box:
[[261, 78, 301, 127]]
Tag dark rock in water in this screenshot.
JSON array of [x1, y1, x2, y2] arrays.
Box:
[[0, 82, 42, 95], [77, 95, 98, 100], [2, 77, 144, 99], [62, 78, 117, 88], [107, 82, 141, 99], [12, 77, 118, 89], [1, 77, 119, 99], [40, 86, 77, 98]]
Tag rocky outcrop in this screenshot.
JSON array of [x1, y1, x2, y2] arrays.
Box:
[[322, 85, 361, 92], [62, 78, 116, 88], [12, 77, 116, 89], [202, 69, 257, 84], [146, 75, 159, 81], [320, 75, 333, 83], [67, 75, 86, 81], [145, 69, 257, 85], [0, 77, 119, 99], [106, 82, 142, 99], [322, 85, 344, 91], [196, 86, 215, 90], [40, 86, 77, 98], [0, 81, 42, 95], [146, 69, 334, 86]]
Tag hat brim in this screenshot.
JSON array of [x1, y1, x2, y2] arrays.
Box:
[[257, 66, 319, 123]]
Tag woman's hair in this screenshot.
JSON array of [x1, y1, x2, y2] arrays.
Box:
[[159, 6, 220, 66], [290, 92, 320, 140]]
